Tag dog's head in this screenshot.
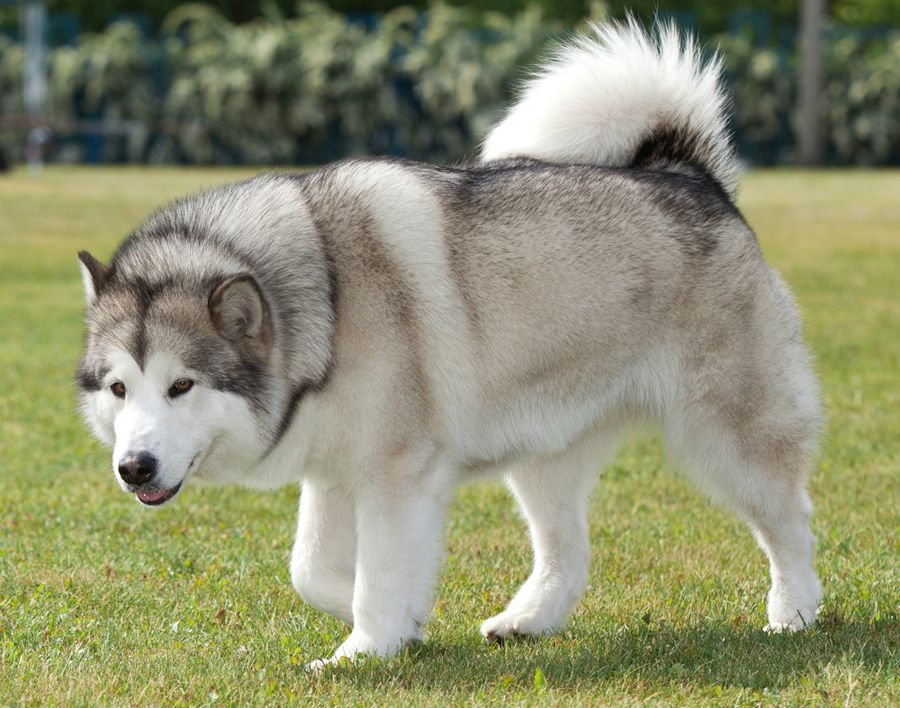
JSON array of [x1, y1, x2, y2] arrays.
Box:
[[76, 178, 334, 506], [76, 251, 278, 506]]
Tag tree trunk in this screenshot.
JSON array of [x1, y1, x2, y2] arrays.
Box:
[[797, 0, 825, 166]]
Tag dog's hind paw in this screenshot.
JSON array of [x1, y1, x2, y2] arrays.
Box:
[[764, 601, 820, 633], [763, 611, 818, 634], [765, 582, 821, 633]]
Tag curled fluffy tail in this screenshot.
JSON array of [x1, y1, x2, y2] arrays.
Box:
[[481, 18, 738, 197]]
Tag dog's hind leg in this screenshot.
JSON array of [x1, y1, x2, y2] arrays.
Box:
[[751, 483, 821, 632], [665, 372, 823, 632], [291, 477, 356, 626], [480, 426, 622, 641]]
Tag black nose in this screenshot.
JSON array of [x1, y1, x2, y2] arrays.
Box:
[[118, 452, 158, 486]]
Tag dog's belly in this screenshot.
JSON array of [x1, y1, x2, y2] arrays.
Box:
[[460, 353, 646, 473]]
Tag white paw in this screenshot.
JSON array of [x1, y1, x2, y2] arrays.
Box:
[[306, 628, 416, 670], [480, 609, 557, 642], [764, 606, 819, 633], [305, 654, 360, 672], [765, 584, 821, 633], [306, 657, 337, 673]]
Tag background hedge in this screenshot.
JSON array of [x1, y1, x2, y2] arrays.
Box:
[[0, 1, 898, 166]]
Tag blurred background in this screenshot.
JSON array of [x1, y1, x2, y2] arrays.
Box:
[[0, 0, 897, 169]]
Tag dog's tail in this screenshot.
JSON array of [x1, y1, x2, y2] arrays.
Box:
[[481, 18, 738, 197]]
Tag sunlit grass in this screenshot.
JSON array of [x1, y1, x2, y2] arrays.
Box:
[[0, 166, 897, 704]]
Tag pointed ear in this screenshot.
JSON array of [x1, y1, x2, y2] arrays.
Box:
[[78, 251, 109, 307], [208, 274, 272, 353]]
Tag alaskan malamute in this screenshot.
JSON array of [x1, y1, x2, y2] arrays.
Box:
[[77, 21, 823, 667]]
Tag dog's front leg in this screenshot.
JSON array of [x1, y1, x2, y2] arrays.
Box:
[[309, 451, 453, 669], [291, 477, 356, 625]]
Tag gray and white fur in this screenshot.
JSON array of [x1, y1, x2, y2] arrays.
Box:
[[77, 20, 823, 667]]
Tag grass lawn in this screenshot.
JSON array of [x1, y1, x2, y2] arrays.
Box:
[[0, 166, 897, 705]]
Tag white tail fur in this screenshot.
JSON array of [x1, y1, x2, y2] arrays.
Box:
[[481, 18, 738, 197]]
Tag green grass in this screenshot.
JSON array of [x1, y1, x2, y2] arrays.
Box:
[[1, 166, 898, 705]]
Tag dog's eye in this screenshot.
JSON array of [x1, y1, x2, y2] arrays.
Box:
[[110, 382, 126, 398], [169, 378, 194, 397]]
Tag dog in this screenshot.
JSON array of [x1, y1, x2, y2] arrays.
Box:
[[76, 20, 823, 668]]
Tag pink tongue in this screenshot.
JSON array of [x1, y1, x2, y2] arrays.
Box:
[[137, 488, 170, 503]]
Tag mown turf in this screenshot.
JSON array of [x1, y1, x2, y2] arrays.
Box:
[[1, 167, 897, 705]]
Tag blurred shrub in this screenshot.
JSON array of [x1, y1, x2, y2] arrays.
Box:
[[0, 34, 25, 161], [825, 32, 900, 165], [154, 1, 553, 163], [0, 2, 897, 166], [47, 21, 159, 161], [720, 27, 900, 166], [718, 32, 795, 165]]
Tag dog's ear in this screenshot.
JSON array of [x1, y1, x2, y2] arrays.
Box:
[[78, 251, 109, 307], [208, 274, 272, 354]]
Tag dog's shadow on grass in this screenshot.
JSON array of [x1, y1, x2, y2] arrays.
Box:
[[334, 610, 894, 692]]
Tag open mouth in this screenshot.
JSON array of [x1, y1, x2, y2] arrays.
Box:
[[135, 482, 182, 506]]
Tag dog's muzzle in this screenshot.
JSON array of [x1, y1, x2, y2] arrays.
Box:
[[118, 451, 182, 506]]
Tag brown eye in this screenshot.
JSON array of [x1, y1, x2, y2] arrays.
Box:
[[110, 382, 126, 398], [169, 378, 194, 397]]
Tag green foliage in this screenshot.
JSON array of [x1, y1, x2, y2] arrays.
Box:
[[0, 3, 897, 165], [833, 0, 900, 26], [0, 35, 25, 161], [47, 22, 159, 162], [395, 2, 551, 160], [719, 27, 900, 166], [77, 1, 555, 164], [719, 32, 796, 164], [32, 1, 900, 34], [826, 32, 900, 165]]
